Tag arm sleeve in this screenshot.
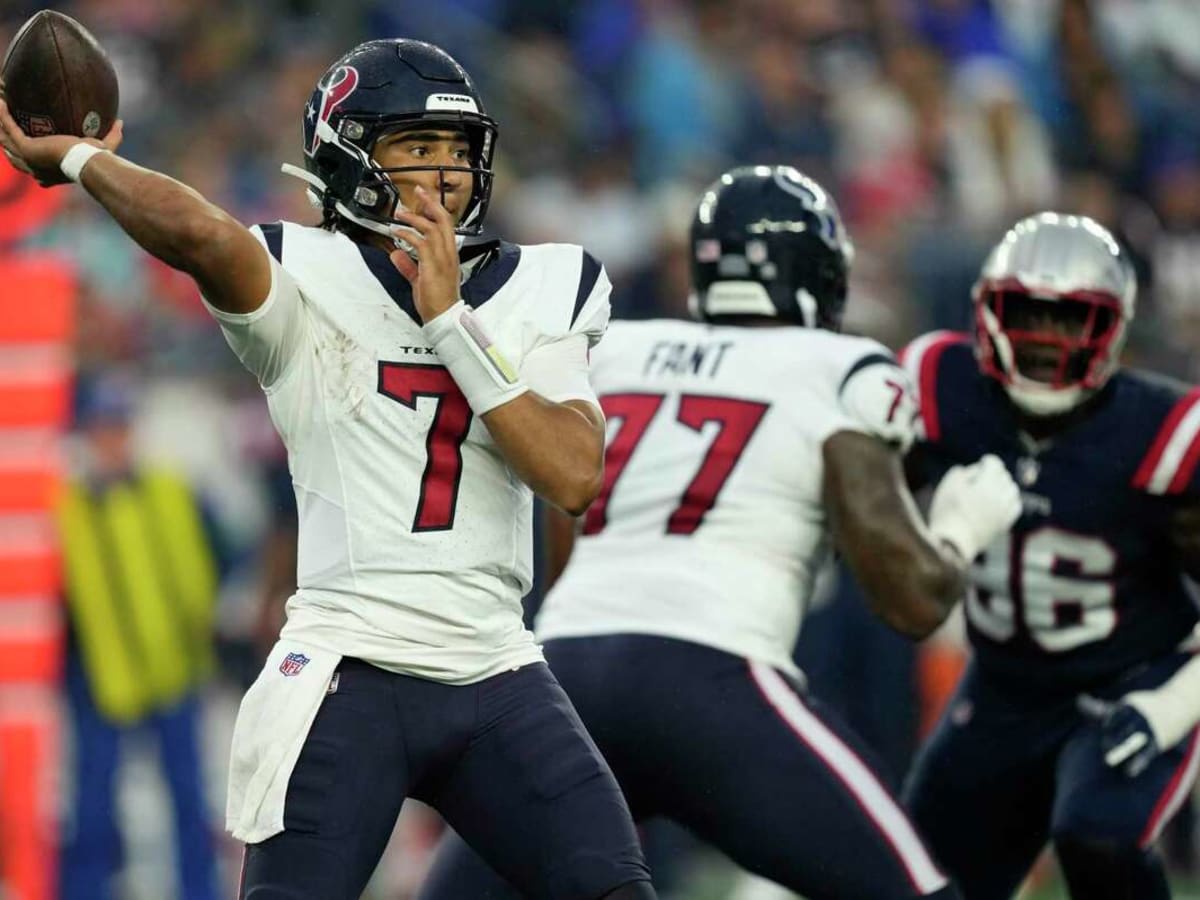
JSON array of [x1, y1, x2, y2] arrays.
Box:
[[520, 333, 599, 408], [837, 354, 919, 453], [198, 225, 309, 391]]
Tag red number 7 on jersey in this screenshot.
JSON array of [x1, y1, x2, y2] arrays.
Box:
[[884, 378, 908, 423], [379, 362, 472, 532]]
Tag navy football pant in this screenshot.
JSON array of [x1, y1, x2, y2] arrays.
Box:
[[420, 635, 957, 900], [238, 659, 650, 900], [905, 656, 1200, 900]]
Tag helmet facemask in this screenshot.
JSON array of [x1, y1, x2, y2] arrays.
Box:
[[342, 117, 496, 237], [295, 113, 496, 244], [975, 280, 1126, 417]]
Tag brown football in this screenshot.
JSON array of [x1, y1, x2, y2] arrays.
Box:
[[1, 10, 118, 139]]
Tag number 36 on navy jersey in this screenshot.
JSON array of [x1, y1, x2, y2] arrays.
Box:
[[903, 332, 1200, 690]]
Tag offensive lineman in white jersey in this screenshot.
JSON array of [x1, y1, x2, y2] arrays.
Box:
[[420, 167, 1023, 900], [0, 39, 655, 900]]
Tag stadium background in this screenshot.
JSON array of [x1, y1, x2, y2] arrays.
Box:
[[1, 0, 1199, 897]]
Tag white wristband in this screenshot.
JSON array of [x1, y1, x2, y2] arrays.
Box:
[[424, 301, 528, 415], [60, 144, 107, 182]]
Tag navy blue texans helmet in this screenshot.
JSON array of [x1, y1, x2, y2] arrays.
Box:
[[689, 166, 853, 330], [285, 39, 498, 238]]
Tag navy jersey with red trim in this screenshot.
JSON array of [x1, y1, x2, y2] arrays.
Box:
[[903, 331, 1200, 691]]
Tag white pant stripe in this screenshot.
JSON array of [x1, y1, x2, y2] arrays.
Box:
[[1141, 728, 1200, 847], [749, 661, 948, 896]]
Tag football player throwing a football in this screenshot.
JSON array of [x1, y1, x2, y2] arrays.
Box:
[[0, 40, 654, 900]]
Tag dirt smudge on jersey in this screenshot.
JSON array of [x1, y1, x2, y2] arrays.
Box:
[[321, 330, 370, 420]]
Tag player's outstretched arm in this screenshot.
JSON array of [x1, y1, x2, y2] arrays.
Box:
[[823, 432, 966, 638], [824, 434, 1022, 638], [0, 97, 270, 315]]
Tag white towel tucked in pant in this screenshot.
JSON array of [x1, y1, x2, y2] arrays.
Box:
[[226, 640, 342, 843]]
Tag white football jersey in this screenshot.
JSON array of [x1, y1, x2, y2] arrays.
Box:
[[205, 222, 610, 684], [535, 318, 917, 674]]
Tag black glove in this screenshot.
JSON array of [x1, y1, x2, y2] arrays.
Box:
[[1078, 694, 1161, 778]]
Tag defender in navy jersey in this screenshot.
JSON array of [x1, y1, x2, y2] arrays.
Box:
[[902, 213, 1200, 900], [0, 38, 654, 900], [419, 168, 1024, 900]]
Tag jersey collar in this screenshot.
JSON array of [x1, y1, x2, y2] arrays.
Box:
[[355, 239, 522, 325]]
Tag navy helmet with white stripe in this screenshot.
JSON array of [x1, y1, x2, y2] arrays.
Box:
[[284, 39, 498, 239], [689, 166, 854, 330]]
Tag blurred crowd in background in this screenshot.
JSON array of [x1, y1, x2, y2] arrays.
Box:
[[3, 0, 1200, 897]]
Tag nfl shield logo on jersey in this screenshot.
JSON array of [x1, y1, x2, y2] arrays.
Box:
[[279, 652, 311, 677]]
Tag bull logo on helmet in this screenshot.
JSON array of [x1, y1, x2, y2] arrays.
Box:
[[305, 65, 360, 156]]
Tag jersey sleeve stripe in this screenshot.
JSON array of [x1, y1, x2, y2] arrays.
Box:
[[259, 222, 284, 263], [1139, 726, 1200, 848], [837, 353, 898, 395], [1170, 427, 1200, 494], [570, 250, 602, 328], [748, 662, 950, 896], [899, 331, 962, 443], [1133, 388, 1200, 493]]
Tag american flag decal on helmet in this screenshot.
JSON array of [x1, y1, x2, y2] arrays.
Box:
[[306, 65, 360, 156], [279, 652, 311, 677]]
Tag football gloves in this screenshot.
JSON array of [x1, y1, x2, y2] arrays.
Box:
[[1079, 653, 1200, 779], [1078, 694, 1161, 778], [928, 454, 1022, 562]]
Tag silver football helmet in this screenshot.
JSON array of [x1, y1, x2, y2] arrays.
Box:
[[973, 212, 1136, 417]]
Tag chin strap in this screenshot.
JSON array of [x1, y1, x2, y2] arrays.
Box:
[[280, 163, 466, 253]]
